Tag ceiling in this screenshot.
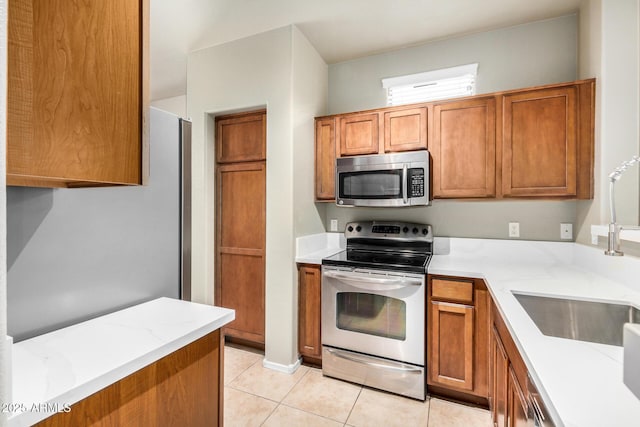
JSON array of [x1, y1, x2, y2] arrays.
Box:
[[149, 0, 581, 101]]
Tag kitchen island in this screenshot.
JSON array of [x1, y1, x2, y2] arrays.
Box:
[[296, 234, 640, 426], [8, 297, 234, 427]]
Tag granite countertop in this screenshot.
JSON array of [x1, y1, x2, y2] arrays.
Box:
[[295, 233, 640, 426], [9, 297, 235, 427]]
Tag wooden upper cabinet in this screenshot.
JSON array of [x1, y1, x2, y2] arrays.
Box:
[[315, 118, 336, 201], [384, 107, 428, 152], [432, 97, 496, 198], [314, 79, 595, 201], [339, 113, 380, 156], [7, 0, 149, 188], [502, 86, 578, 197], [216, 110, 266, 163]]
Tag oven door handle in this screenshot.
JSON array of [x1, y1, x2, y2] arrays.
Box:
[[323, 271, 422, 287], [326, 348, 422, 374]]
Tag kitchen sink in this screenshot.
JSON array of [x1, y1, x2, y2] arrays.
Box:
[[512, 292, 640, 346]]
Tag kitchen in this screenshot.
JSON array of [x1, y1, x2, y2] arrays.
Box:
[[1, 0, 640, 426]]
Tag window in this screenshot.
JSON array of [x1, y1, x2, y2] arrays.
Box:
[[382, 63, 478, 106]]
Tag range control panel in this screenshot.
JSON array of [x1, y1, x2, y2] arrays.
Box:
[[344, 221, 433, 241]]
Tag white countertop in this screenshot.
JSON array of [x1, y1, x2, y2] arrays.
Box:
[[297, 233, 640, 427], [429, 238, 640, 427], [295, 232, 345, 264], [9, 297, 235, 427]]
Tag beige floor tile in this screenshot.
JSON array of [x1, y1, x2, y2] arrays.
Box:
[[346, 387, 429, 427], [224, 346, 262, 385], [282, 369, 362, 423], [427, 398, 492, 427], [224, 387, 277, 426], [264, 404, 344, 427], [229, 360, 310, 402]]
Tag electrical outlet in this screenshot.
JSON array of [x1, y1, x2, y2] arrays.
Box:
[[330, 219, 338, 232], [509, 222, 520, 238], [560, 223, 573, 240]]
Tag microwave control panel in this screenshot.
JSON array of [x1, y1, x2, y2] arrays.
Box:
[[408, 168, 424, 197]]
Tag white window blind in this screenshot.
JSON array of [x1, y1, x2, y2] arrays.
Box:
[[382, 63, 478, 106]]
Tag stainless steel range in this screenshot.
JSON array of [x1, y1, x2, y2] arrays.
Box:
[[321, 221, 432, 400]]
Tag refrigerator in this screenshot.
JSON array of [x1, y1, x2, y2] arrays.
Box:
[[7, 107, 191, 342]]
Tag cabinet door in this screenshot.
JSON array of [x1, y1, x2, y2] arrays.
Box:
[[298, 265, 322, 360], [432, 97, 496, 198], [384, 107, 427, 152], [502, 86, 577, 197], [315, 118, 336, 201], [492, 326, 509, 427], [507, 366, 529, 427], [216, 111, 266, 163], [216, 162, 266, 344], [339, 113, 380, 156], [7, 0, 148, 187], [429, 301, 474, 390]]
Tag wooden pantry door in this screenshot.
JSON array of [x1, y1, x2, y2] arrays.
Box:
[[215, 110, 266, 344]]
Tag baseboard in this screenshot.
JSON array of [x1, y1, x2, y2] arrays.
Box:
[[262, 356, 302, 374]]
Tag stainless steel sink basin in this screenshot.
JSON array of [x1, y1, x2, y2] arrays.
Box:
[[512, 292, 640, 346]]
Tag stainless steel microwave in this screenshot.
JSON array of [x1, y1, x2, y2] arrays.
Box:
[[336, 151, 431, 207]]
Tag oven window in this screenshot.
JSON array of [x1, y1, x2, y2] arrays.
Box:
[[336, 292, 406, 340], [339, 170, 402, 199]]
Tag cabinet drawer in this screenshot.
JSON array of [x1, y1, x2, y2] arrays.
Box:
[[432, 278, 474, 304]]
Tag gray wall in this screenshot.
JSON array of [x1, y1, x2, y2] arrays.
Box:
[[7, 108, 181, 341], [325, 15, 580, 241]]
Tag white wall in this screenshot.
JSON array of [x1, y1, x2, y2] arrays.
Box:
[[325, 15, 582, 242], [576, 0, 640, 249], [329, 14, 577, 114], [187, 25, 327, 368], [150, 95, 187, 118], [0, 0, 8, 424], [292, 26, 329, 237]]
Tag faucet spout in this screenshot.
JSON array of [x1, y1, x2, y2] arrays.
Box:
[[605, 155, 640, 256]]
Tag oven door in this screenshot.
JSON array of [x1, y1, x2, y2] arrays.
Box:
[[321, 266, 425, 366]]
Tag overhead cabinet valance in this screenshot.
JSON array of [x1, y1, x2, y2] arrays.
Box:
[[315, 79, 595, 202]]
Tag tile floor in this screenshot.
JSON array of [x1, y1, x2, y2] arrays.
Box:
[[224, 345, 492, 427]]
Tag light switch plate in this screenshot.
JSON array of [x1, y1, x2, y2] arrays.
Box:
[[561, 223, 573, 240], [330, 219, 338, 232]]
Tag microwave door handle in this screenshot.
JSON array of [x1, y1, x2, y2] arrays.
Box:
[[402, 164, 408, 204]]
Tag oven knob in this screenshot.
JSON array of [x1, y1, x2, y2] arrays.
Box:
[[347, 225, 354, 232], [356, 226, 362, 232], [402, 226, 409, 233], [412, 227, 418, 234], [422, 228, 428, 235]]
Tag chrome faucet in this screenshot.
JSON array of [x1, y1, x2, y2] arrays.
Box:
[[606, 156, 640, 256]]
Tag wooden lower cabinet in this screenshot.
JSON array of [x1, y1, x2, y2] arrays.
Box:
[[35, 330, 223, 427], [508, 366, 530, 427], [490, 302, 530, 427], [492, 327, 509, 427], [427, 276, 490, 404], [298, 264, 322, 365]]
